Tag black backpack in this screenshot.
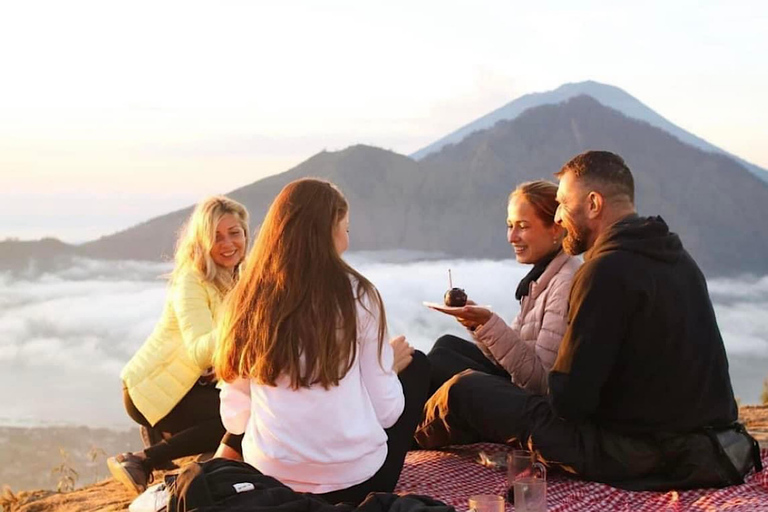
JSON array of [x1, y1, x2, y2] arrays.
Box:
[[167, 458, 454, 512], [167, 458, 344, 512]]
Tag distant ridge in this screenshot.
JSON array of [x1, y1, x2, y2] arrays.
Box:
[[77, 145, 421, 261], [410, 81, 768, 184], [4, 89, 768, 279], [75, 96, 768, 278], [0, 237, 77, 274]]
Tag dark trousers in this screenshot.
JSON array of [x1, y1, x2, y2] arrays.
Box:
[[123, 383, 227, 469], [427, 334, 509, 396], [415, 369, 746, 491], [318, 351, 431, 505]]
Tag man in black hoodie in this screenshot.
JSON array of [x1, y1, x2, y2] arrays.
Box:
[[416, 151, 760, 490]]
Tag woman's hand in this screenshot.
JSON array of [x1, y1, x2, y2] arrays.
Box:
[[454, 301, 493, 332], [390, 335, 415, 373]]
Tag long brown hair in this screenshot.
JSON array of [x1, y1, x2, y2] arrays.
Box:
[[215, 178, 386, 389]]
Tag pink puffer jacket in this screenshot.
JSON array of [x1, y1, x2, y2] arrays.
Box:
[[473, 251, 581, 394]]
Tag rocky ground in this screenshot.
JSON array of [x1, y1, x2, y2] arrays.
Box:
[[3, 406, 768, 512], [739, 405, 768, 446]]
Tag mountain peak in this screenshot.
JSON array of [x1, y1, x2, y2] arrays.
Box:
[[308, 145, 418, 177], [411, 81, 768, 184]]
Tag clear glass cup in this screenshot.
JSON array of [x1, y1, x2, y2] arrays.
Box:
[[506, 450, 546, 504], [513, 477, 547, 512], [467, 494, 505, 512]]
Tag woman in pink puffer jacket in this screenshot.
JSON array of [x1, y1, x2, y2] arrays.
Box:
[[427, 180, 581, 396]]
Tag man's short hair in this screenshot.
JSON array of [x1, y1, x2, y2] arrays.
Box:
[[555, 150, 635, 203]]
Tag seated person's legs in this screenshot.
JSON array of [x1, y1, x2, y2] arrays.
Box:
[[109, 383, 226, 493], [416, 369, 653, 475], [415, 370, 638, 479], [416, 369, 542, 448], [145, 384, 225, 464], [427, 334, 508, 395], [415, 369, 748, 491], [139, 426, 177, 470]]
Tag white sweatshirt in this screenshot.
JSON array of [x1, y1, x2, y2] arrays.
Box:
[[219, 287, 404, 494]]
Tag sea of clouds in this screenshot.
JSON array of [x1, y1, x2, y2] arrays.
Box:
[[1, 255, 767, 429]]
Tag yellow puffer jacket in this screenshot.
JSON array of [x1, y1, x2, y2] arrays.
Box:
[[121, 269, 224, 426]]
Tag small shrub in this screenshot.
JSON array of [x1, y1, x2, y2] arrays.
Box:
[[87, 446, 108, 483], [51, 448, 78, 493]]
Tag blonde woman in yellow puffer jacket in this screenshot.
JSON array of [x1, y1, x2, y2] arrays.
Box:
[[107, 196, 249, 494]]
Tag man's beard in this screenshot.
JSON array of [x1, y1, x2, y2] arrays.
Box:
[[562, 222, 590, 256]]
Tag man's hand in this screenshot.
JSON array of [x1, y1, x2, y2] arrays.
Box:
[[390, 335, 415, 373]]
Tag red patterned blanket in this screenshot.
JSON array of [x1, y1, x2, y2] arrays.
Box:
[[395, 443, 768, 511]]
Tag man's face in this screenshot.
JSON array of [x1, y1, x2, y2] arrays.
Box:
[[554, 172, 592, 255]]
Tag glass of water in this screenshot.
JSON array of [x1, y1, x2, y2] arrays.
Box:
[[506, 450, 545, 504], [513, 477, 547, 512]]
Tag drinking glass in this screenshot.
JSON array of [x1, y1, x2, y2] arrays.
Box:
[[467, 494, 504, 512], [513, 477, 547, 512], [506, 450, 545, 504]]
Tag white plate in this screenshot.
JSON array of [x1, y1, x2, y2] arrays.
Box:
[[422, 301, 492, 313]]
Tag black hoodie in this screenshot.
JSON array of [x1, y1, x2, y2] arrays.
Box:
[[548, 215, 737, 434]]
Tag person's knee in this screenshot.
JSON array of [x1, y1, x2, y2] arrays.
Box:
[[440, 369, 485, 406], [432, 334, 466, 353], [410, 350, 429, 372], [401, 350, 431, 399], [416, 370, 488, 448], [449, 368, 484, 385], [429, 334, 469, 357]]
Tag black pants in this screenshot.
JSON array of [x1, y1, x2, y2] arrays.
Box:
[[123, 383, 227, 470], [317, 351, 431, 505], [415, 369, 745, 491], [427, 334, 509, 396]]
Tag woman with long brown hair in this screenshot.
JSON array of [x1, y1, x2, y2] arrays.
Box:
[[214, 178, 429, 505]]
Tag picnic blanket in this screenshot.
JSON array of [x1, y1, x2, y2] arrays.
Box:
[[394, 443, 768, 511]]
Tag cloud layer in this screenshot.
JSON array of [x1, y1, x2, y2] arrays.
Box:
[[1, 256, 766, 428]]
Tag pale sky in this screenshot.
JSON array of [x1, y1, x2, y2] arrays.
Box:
[[1, 0, 766, 243]]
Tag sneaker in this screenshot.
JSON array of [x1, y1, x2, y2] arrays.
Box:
[[108, 452, 153, 495], [128, 482, 169, 512]]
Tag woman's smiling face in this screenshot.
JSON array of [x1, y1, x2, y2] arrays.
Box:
[[211, 213, 246, 270], [507, 195, 561, 264]]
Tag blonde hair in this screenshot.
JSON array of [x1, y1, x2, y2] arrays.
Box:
[[171, 195, 250, 293], [215, 178, 386, 389]]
